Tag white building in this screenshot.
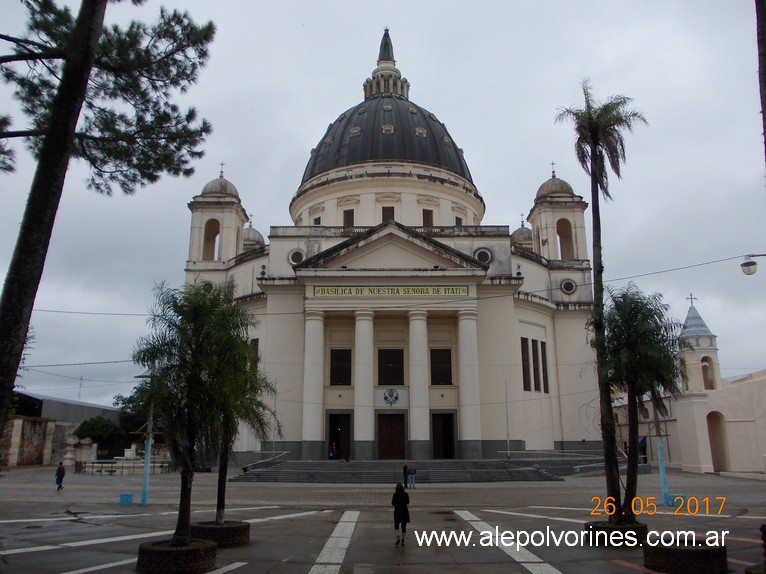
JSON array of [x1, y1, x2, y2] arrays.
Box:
[[184, 30, 601, 461], [615, 302, 766, 474]]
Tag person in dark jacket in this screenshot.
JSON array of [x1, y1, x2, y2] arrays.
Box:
[[391, 482, 410, 546], [55, 461, 65, 491]]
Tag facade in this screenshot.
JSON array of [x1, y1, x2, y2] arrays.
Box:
[[184, 30, 601, 460], [615, 303, 766, 474]]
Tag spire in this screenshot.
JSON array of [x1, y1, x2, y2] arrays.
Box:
[[364, 28, 410, 100], [681, 303, 714, 338], [378, 27, 395, 65]]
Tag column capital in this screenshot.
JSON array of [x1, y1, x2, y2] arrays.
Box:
[[305, 310, 325, 321], [408, 309, 428, 321], [457, 308, 479, 321], [354, 309, 375, 321]]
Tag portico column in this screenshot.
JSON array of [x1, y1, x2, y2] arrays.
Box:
[[408, 310, 430, 459], [301, 310, 325, 460], [457, 309, 482, 458], [354, 310, 375, 460]]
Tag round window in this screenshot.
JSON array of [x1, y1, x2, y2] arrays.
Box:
[[560, 279, 577, 294], [474, 248, 492, 264], [289, 250, 305, 264]]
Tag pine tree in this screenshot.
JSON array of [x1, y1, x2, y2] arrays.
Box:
[[0, 0, 215, 434]]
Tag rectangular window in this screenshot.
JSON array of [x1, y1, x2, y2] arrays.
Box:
[[378, 348, 404, 386], [313, 216, 321, 225], [422, 209, 434, 227], [330, 349, 352, 386], [455, 216, 463, 227], [430, 348, 452, 385], [541, 341, 549, 394], [520, 337, 531, 391], [343, 209, 355, 227], [532, 339, 541, 391], [382, 206, 395, 222]]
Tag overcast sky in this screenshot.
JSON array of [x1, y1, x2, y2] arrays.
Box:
[[2, 1, 764, 408]]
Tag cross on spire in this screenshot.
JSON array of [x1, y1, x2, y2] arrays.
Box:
[[550, 160, 556, 178], [219, 161, 226, 178], [520, 213, 525, 227], [687, 293, 698, 306]]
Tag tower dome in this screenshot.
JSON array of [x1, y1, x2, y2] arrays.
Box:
[[511, 222, 534, 247], [300, 29, 474, 186], [535, 172, 574, 200], [201, 173, 239, 198]]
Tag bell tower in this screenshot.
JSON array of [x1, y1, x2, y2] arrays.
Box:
[[680, 297, 722, 391]]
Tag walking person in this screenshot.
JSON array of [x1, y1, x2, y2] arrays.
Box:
[[392, 482, 410, 546], [55, 461, 65, 491]]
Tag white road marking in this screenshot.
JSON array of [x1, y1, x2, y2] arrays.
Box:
[[455, 510, 564, 574], [60, 558, 137, 573], [309, 510, 359, 574], [0, 510, 325, 556], [484, 509, 583, 524], [0, 505, 279, 525], [209, 562, 248, 573]]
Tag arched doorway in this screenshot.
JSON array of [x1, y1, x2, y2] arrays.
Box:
[[706, 411, 729, 472]]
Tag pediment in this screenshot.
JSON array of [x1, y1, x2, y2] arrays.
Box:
[[295, 221, 487, 273]]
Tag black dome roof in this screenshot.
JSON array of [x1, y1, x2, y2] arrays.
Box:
[[301, 96, 473, 184], [300, 30, 473, 186]]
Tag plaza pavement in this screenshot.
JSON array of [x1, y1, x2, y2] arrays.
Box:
[[0, 464, 764, 573]]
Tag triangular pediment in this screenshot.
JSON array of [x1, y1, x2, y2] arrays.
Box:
[[295, 221, 487, 274]]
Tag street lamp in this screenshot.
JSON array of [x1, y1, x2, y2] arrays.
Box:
[[741, 253, 766, 275]]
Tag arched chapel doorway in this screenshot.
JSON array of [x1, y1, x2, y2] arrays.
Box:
[[706, 411, 729, 472]]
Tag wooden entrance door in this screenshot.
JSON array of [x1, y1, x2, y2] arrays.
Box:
[[378, 414, 405, 459]]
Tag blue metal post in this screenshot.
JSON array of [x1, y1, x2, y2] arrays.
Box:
[[140, 401, 153, 506], [657, 434, 670, 506]]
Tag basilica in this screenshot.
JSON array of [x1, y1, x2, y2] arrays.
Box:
[[184, 30, 601, 461]]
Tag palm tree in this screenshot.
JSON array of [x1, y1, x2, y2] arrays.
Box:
[[603, 284, 685, 522], [556, 80, 646, 523], [209, 332, 280, 526], [133, 281, 275, 545]]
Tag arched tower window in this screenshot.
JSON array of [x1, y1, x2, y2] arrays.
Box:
[[203, 219, 221, 261], [701, 356, 715, 390], [556, 218, 574, 260]]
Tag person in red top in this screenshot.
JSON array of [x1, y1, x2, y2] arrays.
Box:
[[391, 482, 410, 546]]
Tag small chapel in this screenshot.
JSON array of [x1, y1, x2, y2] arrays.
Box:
[[184, 30, 601, 461]]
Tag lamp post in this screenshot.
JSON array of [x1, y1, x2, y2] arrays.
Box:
[[740, 253, 766, 275]]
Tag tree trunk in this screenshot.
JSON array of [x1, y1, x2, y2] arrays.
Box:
[[622, 380, 639, 523], [757, 0, 766, 165], [589, 146, 623, 521], [215, 435, 230, 525], [0, 0, 107, 433], [173, 467, 195, 546]]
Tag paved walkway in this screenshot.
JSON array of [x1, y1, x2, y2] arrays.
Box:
[[0, 465, 764, 573]]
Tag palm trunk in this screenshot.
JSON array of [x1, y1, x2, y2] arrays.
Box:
[[622, 380, 639, 523], [215, 434, 230, 525], [589, 147, 622, 520], [757, 0, 766, 165], [173, 467, 195, 545], [0, 0, 107, 433]]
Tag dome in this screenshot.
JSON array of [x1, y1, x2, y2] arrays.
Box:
[[511, 224, 533, 246], [300, 29, 474, 186], [243, 225, 264, 245], [201, 175, 239, 198], [535, 174, 574, 199]]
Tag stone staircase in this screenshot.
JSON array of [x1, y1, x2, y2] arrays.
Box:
[[230, 458, 569, 484]]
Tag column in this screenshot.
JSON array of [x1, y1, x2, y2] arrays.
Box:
[[457, 309, 482, 458], [354, 310, 375, 460], [408, 310, 430, 459], [301, 310, 325, 460]]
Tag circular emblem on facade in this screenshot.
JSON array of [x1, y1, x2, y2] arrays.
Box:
[[560, 279, 577, 294], [383, 388, 400, 406]]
